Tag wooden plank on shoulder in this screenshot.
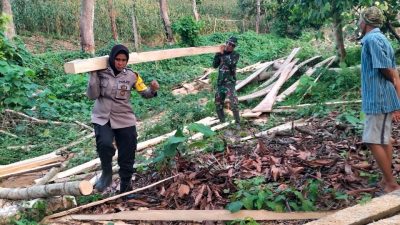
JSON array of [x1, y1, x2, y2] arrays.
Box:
[[64, 46, 221, 74]]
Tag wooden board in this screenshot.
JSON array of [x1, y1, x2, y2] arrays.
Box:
[[64, 46, 221, 74], [235, 61, 274, 91], [368, 214, 400, 225], [304, 190, 400, 225], [241, 119, 306, 141], [65, 210, 332, 222], [252, 61, 297, 112], [275, 56, 335, 103]]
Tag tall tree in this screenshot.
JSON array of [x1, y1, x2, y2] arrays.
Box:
[[1, 0, 16, 39], [131, 0, 140, 51], [192, 0, 200, 21], [159, 0, 174, 44], [80, 0, 95, 55], [255, 0, 261, 33], [289, 0, 355, 62], [108, 0, 118, 41]]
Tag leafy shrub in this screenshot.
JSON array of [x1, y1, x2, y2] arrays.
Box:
[[172, 16, 205, 46]]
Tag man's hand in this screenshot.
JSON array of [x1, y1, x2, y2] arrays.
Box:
[[393, 110, 400, 122], [219, 45, 225, 54], [150, 80, 159, 91]]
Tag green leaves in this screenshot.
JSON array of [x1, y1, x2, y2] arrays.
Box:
[[187, 123, 216, 138], [172, 16, 204, 46]]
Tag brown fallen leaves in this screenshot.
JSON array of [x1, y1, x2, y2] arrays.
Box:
[[83, 112, 400, 215]]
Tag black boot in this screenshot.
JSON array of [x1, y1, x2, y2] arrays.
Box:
[[119, 177, 139, 200], [233, 109, 240, 124], [94, 165, 112, 192], [232, 109, 241, 129], [216, 109, 225, 123]]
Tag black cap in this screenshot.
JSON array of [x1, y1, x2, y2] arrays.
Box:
[[226, 36, 238, 47]]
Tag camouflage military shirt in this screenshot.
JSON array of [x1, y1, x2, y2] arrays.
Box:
[[213, 51, 240, 86]]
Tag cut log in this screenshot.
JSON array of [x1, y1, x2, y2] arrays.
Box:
[[0, 152, 60, 170], [235, 61, 274, 91], [304, 189, 400, 225], [42, 175, 177, 222], [236, 61, 262, 73], [65, 210, 332, 222], [276, 56, 336, 103], [35, 154, 74, 185], [241, 119, 306, 141], [252, 61, 297, 112], [64, 46, 221, 74], [258, 48, 300, 88], [0, 181, 93, 200]]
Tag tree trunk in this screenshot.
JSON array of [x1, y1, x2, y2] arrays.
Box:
[[108, 0, 118, 41], [131, 0, 140, 51], [1, 0, 16, 39], [80, 0, 95, 55], [159, 0, 174, 44], [0, 181, 93, 200], [255, 0, 261, 33], [332, 9, 346, 62], [192, 0, 200, 21]]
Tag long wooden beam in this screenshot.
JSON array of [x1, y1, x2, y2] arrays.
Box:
[[64, 46, 221, 74], [65, 210, 332, 222], [304, 190, 400, 225]]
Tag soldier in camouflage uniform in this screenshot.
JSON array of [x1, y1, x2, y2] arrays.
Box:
[[213, 36, 240, 124]]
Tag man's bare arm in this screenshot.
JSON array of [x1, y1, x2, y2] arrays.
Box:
[[380, 68, 400, 98]]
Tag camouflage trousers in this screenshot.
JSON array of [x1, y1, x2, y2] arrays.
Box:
[[215, 84, 239, 111]]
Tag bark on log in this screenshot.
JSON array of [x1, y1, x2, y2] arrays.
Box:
[[108, 0, 118, 41], [64, 45, 220, 74], [0, 181, 93, 200]]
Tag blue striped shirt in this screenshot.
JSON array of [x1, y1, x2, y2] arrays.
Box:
[[361, 28, 400, 114]]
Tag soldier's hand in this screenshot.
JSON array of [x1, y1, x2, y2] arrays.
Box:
[[150, 80, 159, 91], [219, 45, 225, 54]]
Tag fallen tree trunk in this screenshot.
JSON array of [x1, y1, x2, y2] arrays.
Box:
[[0, 162, 62, 179], [64, 209, 332, 222], [0, 181, 93, 200], [0, 156, 65, 178], [64, 45, 220, 74]]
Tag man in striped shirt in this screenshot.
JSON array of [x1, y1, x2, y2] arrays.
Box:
[[359, 6, 400, 193]]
